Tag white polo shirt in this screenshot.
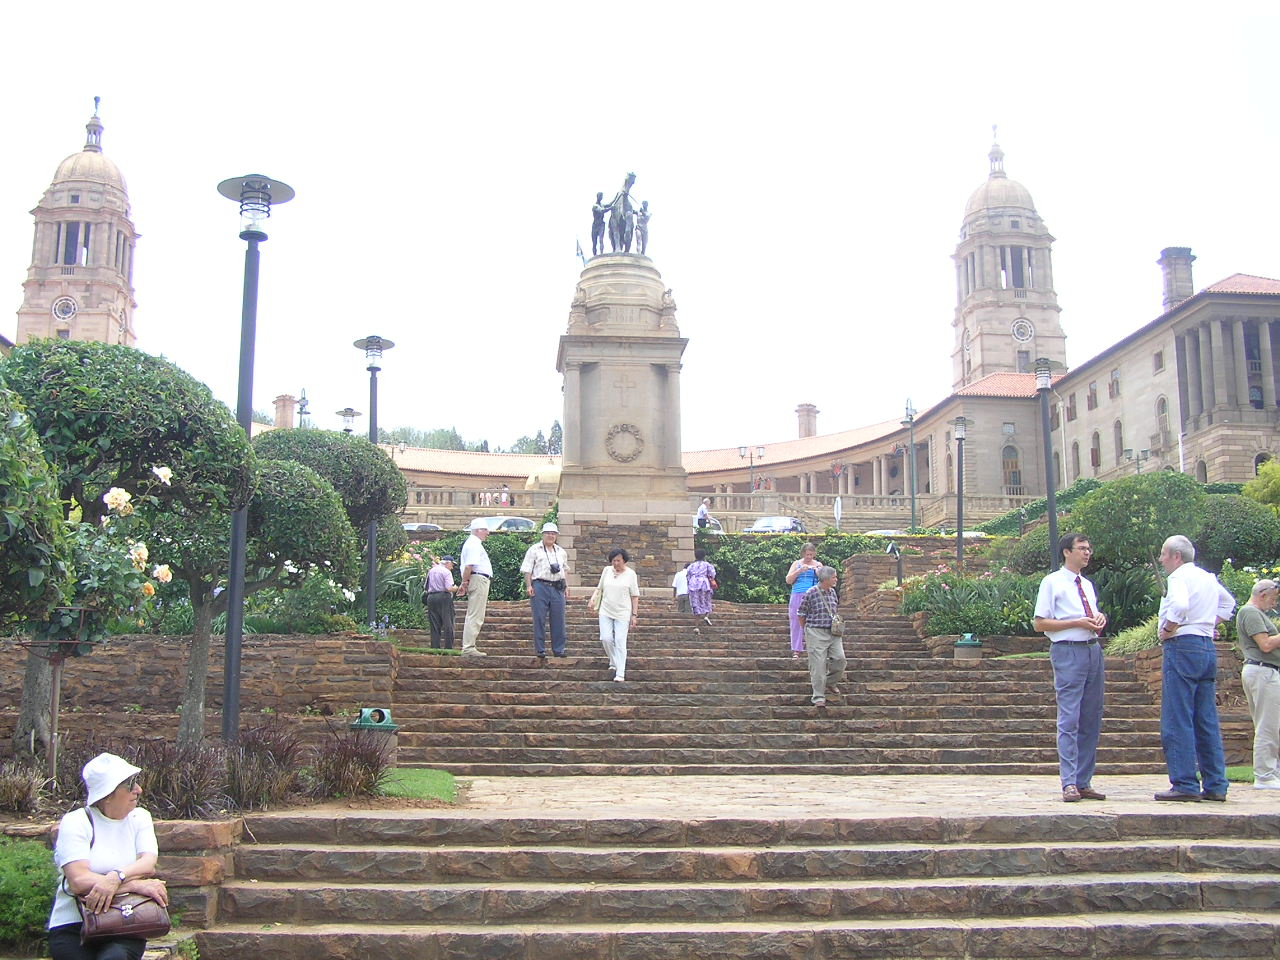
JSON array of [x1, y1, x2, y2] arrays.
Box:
[[460, 533, 493, 578], [1034, 566, 1101, 643]]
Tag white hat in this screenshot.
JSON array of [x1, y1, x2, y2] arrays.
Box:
[[542, 522, 559, 533], [83, 752, 141, 806], [469, 518, 490, 530]]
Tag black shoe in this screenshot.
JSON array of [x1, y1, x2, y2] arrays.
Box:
[[534, 655, 546, 666], [1154, 789, 1202, 802], [1201, 791, 1227, 802]]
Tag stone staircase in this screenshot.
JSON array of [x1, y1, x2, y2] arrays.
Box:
[[390, 600, 1167, 777], [196, 806, 1280, 959]]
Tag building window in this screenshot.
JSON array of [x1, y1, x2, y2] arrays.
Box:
[[1016, 350, 1030, 372], [945, 453, 954, 493], [1090, 432, 1102, 471], [56, 329, 71, 340], [1153, 350, 1165, 373], [1050, 403, 1060, 431], [1001, 445, 1022, 493], [1195, 460, 1208, 483], [1002, 422, 1016, 436], [1071, 442, 1081, 480], [1010, 219, 1021, 229], [70, 194, 80, 204], [1087, 382, 1099, 411], [1258, 453, 1274, 476], [1156, 397, 1170, 436], [1108, 369, 1121, 398], [1113, 421, 1124, 465], [1066, 394, 1078, 422], [1250, 386, 1264, 410]]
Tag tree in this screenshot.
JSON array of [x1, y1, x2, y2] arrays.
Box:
[[1244, 460, 1280, 517], [2, 341, 253, 755], [146, 459, 359, 747], [0, 384, 69, 627], [252, 430, 408, 562], [1193, 494, 1280, 572], [1070, 471, 1207, 571], [547, 421, 563, 455], [509, 430, 548, 455]]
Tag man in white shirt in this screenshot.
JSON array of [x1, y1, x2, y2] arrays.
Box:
[[696, 498, 712, 528], [459, 519, 494, 657], [672, 564, 690, 614], [1033, 533, 1108, 803], [520, 522, 570, 662], [1154, 534, 1237, 801]]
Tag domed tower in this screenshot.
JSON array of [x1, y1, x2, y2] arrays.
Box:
[[14, 102, 139, 347], [952, 139, 1066, 388]]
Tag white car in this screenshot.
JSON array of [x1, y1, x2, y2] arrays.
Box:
[[693, 516, 726, 535], [469, 516, 537, 533]]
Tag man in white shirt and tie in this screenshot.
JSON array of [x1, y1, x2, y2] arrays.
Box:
[[1153, 534, 1236, 801], [1034, 533, 1108, 803]]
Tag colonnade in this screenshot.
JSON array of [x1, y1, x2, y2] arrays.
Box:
[[1177, 316, 1277, 424]]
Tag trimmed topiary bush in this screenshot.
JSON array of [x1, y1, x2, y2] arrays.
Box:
[[1193, 495, 1280, 573]]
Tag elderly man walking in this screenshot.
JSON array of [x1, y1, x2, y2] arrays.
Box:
[[1154, 534, 1236, 801], [520, 522, 570, 663], [459, 519, 493, 658], [424, 555, 458, 649], [1237, 578, 1280, 790], [1033, 533, 1108, 802], [797, 566, 846, 709]]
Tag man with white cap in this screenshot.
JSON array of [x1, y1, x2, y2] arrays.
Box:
[[1236, 578, 1280, 789], [459, 518, 493, 657], [521, 522, 571, 662]]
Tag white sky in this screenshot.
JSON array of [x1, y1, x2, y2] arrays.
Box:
[[3, 2, 1278, 451]]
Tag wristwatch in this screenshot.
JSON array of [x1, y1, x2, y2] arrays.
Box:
[[115, 870, 127, 883]]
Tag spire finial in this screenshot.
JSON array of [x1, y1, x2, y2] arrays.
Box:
[[992, 123, 997, 142], [93, 95, 100, 117], [988, 127, 1005, 179], [84, 97, 104, 152]]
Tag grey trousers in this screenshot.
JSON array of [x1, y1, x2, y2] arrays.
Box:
[[804, 626, 846, 704], [1049, 640, 1105, 789]]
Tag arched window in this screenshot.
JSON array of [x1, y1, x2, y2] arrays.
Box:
[[1195, 460, 1208, 483], [1002, 445, 1022, 493], [1071, 442, 1081, 480], [1250, 386, 1264, 410], [1113, 421, 1124, 465], [1053, 451, 1062, 487], [1258, 453, 1274, 475], [1090, 432, 1102, 472], [945, 453, 954, 493], [1156, 396, 1169, 436]]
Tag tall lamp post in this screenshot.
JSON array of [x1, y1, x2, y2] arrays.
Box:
[[336, 407, 361, 434], [354, 336, 394, 628], [738, 444, 765, 492], [1124, 448, 1150, 473], [1035, 358, 1060, 571], [901, 400, 918, 531], [216, 174, 294, 744], [951, 416, 969, 569]]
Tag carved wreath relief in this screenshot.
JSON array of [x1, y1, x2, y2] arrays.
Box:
[[605, 423, 644, 463]]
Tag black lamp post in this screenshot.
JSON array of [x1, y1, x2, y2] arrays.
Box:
[[738, 444, 765, 492], [1124, 448, 1151, 473], [297, 389, 310, 428], [216, 174, 294, 744], [354, 336, 394, 628], [901, 400, 918, 531], [336, 407, 361, 434], [951, 416, 969, 569], [1035, 358, 1060, 571]]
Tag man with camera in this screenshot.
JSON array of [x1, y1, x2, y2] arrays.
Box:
[[521, 522, 571, 663]]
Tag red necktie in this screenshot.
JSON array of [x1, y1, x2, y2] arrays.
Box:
[[1075, 576, 1094, 618]]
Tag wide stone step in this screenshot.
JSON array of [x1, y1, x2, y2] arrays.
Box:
[[400, 702, 1164, 720], [400, 760, 1170, 777], [394, 731, 1163, 750], [391, 691, 1158, 707], [194, 912, 1280, 960], [234, 838, 1280, 883], [393, 716, 1163, 734], [392, 675, 1151, 693]]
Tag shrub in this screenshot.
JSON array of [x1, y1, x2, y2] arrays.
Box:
[[417, 530, 538, 601], [900, 567, 1040, 636], [1104, 614, 1160, 656], [976, 477, 1103, 536], [1193, 495, 1280, 573], [0, 837, 57, 953], [983, 523, 1053, 575], [1244, 460, 1280, 516], [697, 533, 889, 604], [127, 740, 230, 820], [377, 598, 429, 630], [1092, 566, 1163, 634], [226, 720, 306, 810], [0, 760, 44, 814], [1071, 471, 1206, 571], [310, 724, 393, 798]]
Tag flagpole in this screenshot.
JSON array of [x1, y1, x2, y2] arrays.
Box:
[[575, 238, 588, 268]]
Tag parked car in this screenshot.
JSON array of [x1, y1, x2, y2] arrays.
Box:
[[402, 522, 443, 533], [468, 515, 537, 533], [692, 516, 726, 535], [743, 516, 807, 534]]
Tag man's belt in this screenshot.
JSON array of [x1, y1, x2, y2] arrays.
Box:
[[1245, 659, 1280, 671]]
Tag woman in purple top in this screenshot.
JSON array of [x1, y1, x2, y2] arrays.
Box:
[[785, 542, 822, 658], [686, 548, 717, 625]]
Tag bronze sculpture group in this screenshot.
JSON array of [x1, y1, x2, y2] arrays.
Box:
[[591, 173, 650, 257]]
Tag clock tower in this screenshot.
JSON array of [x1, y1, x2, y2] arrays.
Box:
[[14, 102, 139, 347], [952, 140, 1066, 388]]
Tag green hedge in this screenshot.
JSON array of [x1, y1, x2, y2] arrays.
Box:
[[976, 477, 1103, 536], [0, 838, 56, 953], [697, 533, 889, 604]]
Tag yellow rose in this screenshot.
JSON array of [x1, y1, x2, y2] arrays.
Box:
[[142, 582, 156, 597]]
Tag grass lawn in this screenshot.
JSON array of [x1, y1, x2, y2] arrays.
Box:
[[1226, 765, 1255, 783], [381, 768, 458, 802], [394, 644, 461, 655], [992, 651, 1050, 660]]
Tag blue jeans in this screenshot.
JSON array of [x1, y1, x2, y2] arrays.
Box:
[[1050, 641, 1105, 788], [1161, 635, 1229, 796], [530, 581, 567, 656]]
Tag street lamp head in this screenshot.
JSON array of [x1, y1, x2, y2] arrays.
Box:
[[1123, 448, 1134, 460], [950, 416, 969, 441], [903, 399, 916, 423], [336, 407, 361, 433], [738, 445, 748, 458], [217, 175, 294, 240], [1034, 357, 1061, 391], [354, 335, 395, 368], [398, 441, 408, 453], [756, 445, 765, 460]]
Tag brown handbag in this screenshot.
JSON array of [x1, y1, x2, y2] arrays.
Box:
[[70, 807, 171, 944]]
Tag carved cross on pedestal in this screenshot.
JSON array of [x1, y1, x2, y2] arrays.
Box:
[[613, 374, 637, 407]]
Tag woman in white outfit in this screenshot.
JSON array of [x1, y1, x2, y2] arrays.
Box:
[[593, 548, 640, 681]]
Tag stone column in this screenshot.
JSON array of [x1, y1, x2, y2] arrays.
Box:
[[870, 457, 880, 495], [1260, 320, 1277, 408], [664, 363, 682, 463], [1186, 331, 1203, 418], [1232, 318, 1249, 408], [1209, 318, 1228, 411], [1198, 323, 1214, 414], [563, 362, 582, 464]]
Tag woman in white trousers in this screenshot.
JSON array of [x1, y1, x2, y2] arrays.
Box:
[[592, 549, 640, 681]]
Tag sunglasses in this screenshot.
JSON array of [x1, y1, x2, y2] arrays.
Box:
[[118, 776, 139, 792]]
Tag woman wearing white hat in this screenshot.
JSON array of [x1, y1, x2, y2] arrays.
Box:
[[48, 752, 168, 960]]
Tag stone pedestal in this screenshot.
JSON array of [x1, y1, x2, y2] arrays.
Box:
[[555, 254, 691, 593]]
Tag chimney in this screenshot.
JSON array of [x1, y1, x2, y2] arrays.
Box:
[[273, 394, 298, 429], [796, 403, 819, 439], [1157, 247, 1195, 312]]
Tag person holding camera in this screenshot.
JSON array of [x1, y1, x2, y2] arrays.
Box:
[[521, 522, 571, 663]]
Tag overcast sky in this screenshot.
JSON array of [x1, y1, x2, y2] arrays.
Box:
[[3, 2, 1277, 452]]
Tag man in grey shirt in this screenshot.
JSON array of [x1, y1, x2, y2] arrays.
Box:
[[1237, 578, 1280, 790]]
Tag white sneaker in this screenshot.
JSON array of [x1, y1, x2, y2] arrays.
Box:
[[1253, 779, 1280, 790], [613, 676, 625, 682]]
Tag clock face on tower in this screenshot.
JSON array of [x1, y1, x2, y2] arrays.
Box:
[[962, 330, 972, 355], [1011, 318, 1034, 343], [51, 297, 78, 321]]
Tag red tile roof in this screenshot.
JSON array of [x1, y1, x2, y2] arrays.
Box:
[[682, 419, 905, 473], [953, 372, 1060, 399], [1202, 273, 1280, 295]]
